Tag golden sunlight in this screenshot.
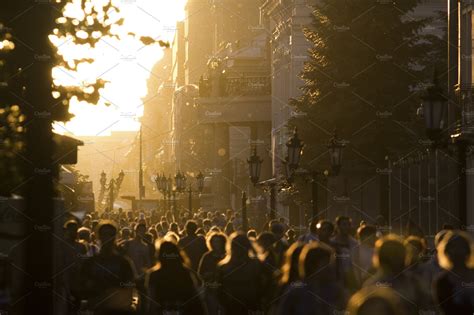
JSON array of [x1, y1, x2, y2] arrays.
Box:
[[53, 0, 186, 136]]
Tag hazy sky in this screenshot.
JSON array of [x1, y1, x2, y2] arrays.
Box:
[[53, 0, 186, 136]]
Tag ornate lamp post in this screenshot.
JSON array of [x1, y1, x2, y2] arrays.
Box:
[[418, 73, 468, 228], [196, 171, 205, 192], [186, 171, 205, 214], [327, 130, 345, 176], [247, 146, 263, 186], [418, 74, 447, 143], [175, 171, 187, 193], [285, 128, 344, 220], [247, 146, 276, 220], [285, 127, 304, 181], [155, 173, 167, 212]]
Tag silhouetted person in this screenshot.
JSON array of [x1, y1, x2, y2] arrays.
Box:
[[298, 219, 319, 243], [57, 220, 87, 314], [257, 232, 278, 274], [198, 232, 227, 282], [80, 221, 135, 315], [198, 232, 227, 315], [364, 235, 427, 315], [434, 231, 474, 315], [78, 226, 99, 257], [316, 219, 335, 245], [331, 216, 359, 294], [178, 220, 207, 271], [145, 241, 206, 315], [216, 232, 269, 315], [270, 221, 289, 267], [276, 242, 344, 315], [347, 286, 404, 315], [357, 224, 377, 281], [270, 242, 304, 313], [286, 229, 296, 245], [121, 223, 152, 277]]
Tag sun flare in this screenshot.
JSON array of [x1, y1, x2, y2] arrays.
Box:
[[53, 0, 186, 136]]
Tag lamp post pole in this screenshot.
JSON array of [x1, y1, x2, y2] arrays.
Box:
[[457, 139, 468, 227], [285, 129, 344, 222], [242, 191, 248, 232], [269, 183, 276, 220], [311, 173, 319, 220]]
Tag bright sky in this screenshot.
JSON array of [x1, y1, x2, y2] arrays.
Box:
[[53, 0, 186, 136]]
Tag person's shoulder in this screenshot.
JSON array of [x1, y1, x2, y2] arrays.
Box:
[[178, 235, 189, 243], [434, 270, 453, 286], [348, 236, 358, 246]]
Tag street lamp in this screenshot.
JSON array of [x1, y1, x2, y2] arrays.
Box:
[[284, 128, 344, 220], [247, 146, 263, 185], [418, 74, 447, 142], [246, 146, 276, 220], [175, 171, 187, 193], [196, 171, 205, 193], [327, 129, 345, 176], [286, 127, 304, 176], [155, 173, 168, 212], [186, 171, 205, 214]]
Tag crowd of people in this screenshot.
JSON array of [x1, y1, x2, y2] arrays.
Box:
[[55, 208, 474, 315]]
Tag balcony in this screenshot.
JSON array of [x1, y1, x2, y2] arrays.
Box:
[[199, 75, 271, 98]]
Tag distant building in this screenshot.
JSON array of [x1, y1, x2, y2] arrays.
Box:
[[451, 0, 474, 227], [260, 0, 315, 220], [184, 0, 215, 85], [196, 33, 272, 212]]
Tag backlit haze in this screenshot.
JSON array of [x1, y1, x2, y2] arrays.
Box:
[[53, 0, 186, 136]]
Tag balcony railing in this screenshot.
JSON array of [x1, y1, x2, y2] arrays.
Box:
[[199, 76, 271, 98]]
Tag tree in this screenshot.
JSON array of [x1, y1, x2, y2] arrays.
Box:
[[290, 1, 438, 219], [0, 1, 166, 313]]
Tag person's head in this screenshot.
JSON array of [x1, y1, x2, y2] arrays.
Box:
[[224, 232, 253, 263], [280, 242, 304, 286], [434, 229, 450, 249], [373, 235, 406, 274], [270, 221, 285, 239], [357, 225, 377, 247], [97, 221, 118, 249], [64, 220, 79, 241], [247, 229, 257, 239], [404, 236, 426, 266], [170, 222, 179, 233], [196, 228, 205, 236], [438, 231, 473, 270], [286, 229, 295, 239], [442, 223, 454, 230], [148, 227, 158, 240], [317, 220, 334, 241], [224, 222, 235, 235], [203, 219, 212, 229], [156, 241, 188, 268], [207, 232, 227, 254], [257, 232, 276, 252], [298, 242, 335, 281], [347, 286, 403, 315], [77, 227, 91, 242], [135, 223, 147, 239], [163, 231, 180, 244], [121, 227, 131, 240], [184, 220, 198, 236], [336, 216, 352, 236]]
